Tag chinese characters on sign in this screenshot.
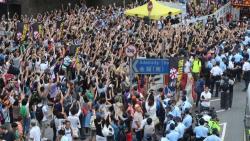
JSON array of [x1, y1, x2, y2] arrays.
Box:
[[132, 59, 169, 74]]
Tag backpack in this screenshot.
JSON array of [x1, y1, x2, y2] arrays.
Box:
[[63, 96, 73, 115], [30, 92, 40, 104], [102, 124, 114, 137], [118, 126, 126, 141], [221, 78, 229, 91], [35, 105, 44, 122], [20, 105, 28, 118]]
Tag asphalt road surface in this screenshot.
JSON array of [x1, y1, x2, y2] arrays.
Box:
[[210, 82, 246, 141]]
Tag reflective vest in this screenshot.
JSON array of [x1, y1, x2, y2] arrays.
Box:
[[192, 59, 201, 73], [208, 120, 221, 134]]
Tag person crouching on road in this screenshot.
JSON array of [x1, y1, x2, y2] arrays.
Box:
[[200, 86, 212, 112]]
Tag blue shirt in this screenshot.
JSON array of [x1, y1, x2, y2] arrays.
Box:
[[215, 56, 222, 63], [234, 53, 243, 63], [204, 135, 222, 141], [175, 122, 185, 138], [219, 61, 227, 72], [182, 114, 192, 129], [169, 106, 181, 118], [206, 61, 213, 69], [181, 101, 192, 113], [193, 125, 209, 138], [167, 130, 180, 141], [211, 59, 216, 66], [166, 120, 175, 132]]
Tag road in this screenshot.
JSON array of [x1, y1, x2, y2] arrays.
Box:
[[210, 82, 246, 141]]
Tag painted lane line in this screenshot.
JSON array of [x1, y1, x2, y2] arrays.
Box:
[[216, 109, 225, 113], [220, 122, 227, 141], [210, 98, 221, 102]]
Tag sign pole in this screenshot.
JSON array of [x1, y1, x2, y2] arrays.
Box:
[[125, 44, 137, 87], [129, 57, 133, 86]]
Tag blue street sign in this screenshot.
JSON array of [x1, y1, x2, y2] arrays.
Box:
[[132, 59, 170, 74]]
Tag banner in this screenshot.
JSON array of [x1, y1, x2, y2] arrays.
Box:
[[16, 22, 23, 41], [16, 22, 29, 41], [38, 23, 43, 38], [177, 58, 184, 83], [168, 57, 179, 93], [31, 22, 44, 40], [173, 2, 232, 27], [32, 23, 39, 40]]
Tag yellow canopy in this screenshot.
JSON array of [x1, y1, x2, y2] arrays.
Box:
[[125, 0, 182, 20]]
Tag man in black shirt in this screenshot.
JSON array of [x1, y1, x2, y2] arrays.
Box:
[[0, 125, 16, 141]]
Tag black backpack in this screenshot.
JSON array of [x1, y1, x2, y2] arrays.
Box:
[[118, 126, 126, 141], [35, 105, 44, 122], [221, 78, 229, 91]]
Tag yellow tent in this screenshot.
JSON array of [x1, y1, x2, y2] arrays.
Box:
[[125, 0, 182, 20]]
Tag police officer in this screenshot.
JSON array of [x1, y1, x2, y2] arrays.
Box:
[[174, 117, 185, 141], [204, 129, 221, 141], [234, 51, 243, 82], [166, 123, 180, 141], [242, 59, 250, 91], [180, 96, 192, 113], [210, 62, 223, 97], [182, 109, 193, 141], [193, 119, 209, 141]]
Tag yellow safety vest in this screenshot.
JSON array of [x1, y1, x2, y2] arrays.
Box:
[[192, 59, 201, 73]]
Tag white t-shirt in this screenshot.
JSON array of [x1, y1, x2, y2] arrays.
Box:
[[40, 62, 48, 72], [65, 128, 73, 141], [200, 91, 212, 107], [42, 105, 49, 121], [184, 61, 191, 73], [61, 135, 70, 141], [243, 62, 250, 71], [145, 101, 157, 118], [132, 111, 143, 130], [29, 126, 41, 141], [67, 115, 80, 129], [228, 61, 234, 69]]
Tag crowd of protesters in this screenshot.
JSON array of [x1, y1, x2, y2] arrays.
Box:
[[0, 0, 250, 141], [185, 0, 229, 18]]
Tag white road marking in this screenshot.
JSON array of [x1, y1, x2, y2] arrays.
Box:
[[220, 122, 227, 141], [216, 109, 225, 113], [210, 98, 221, 102], [244, 128, 246, 141]]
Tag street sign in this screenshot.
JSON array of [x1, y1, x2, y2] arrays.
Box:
[[132, 59, 169, 74], [125, 45, 136, 57]]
